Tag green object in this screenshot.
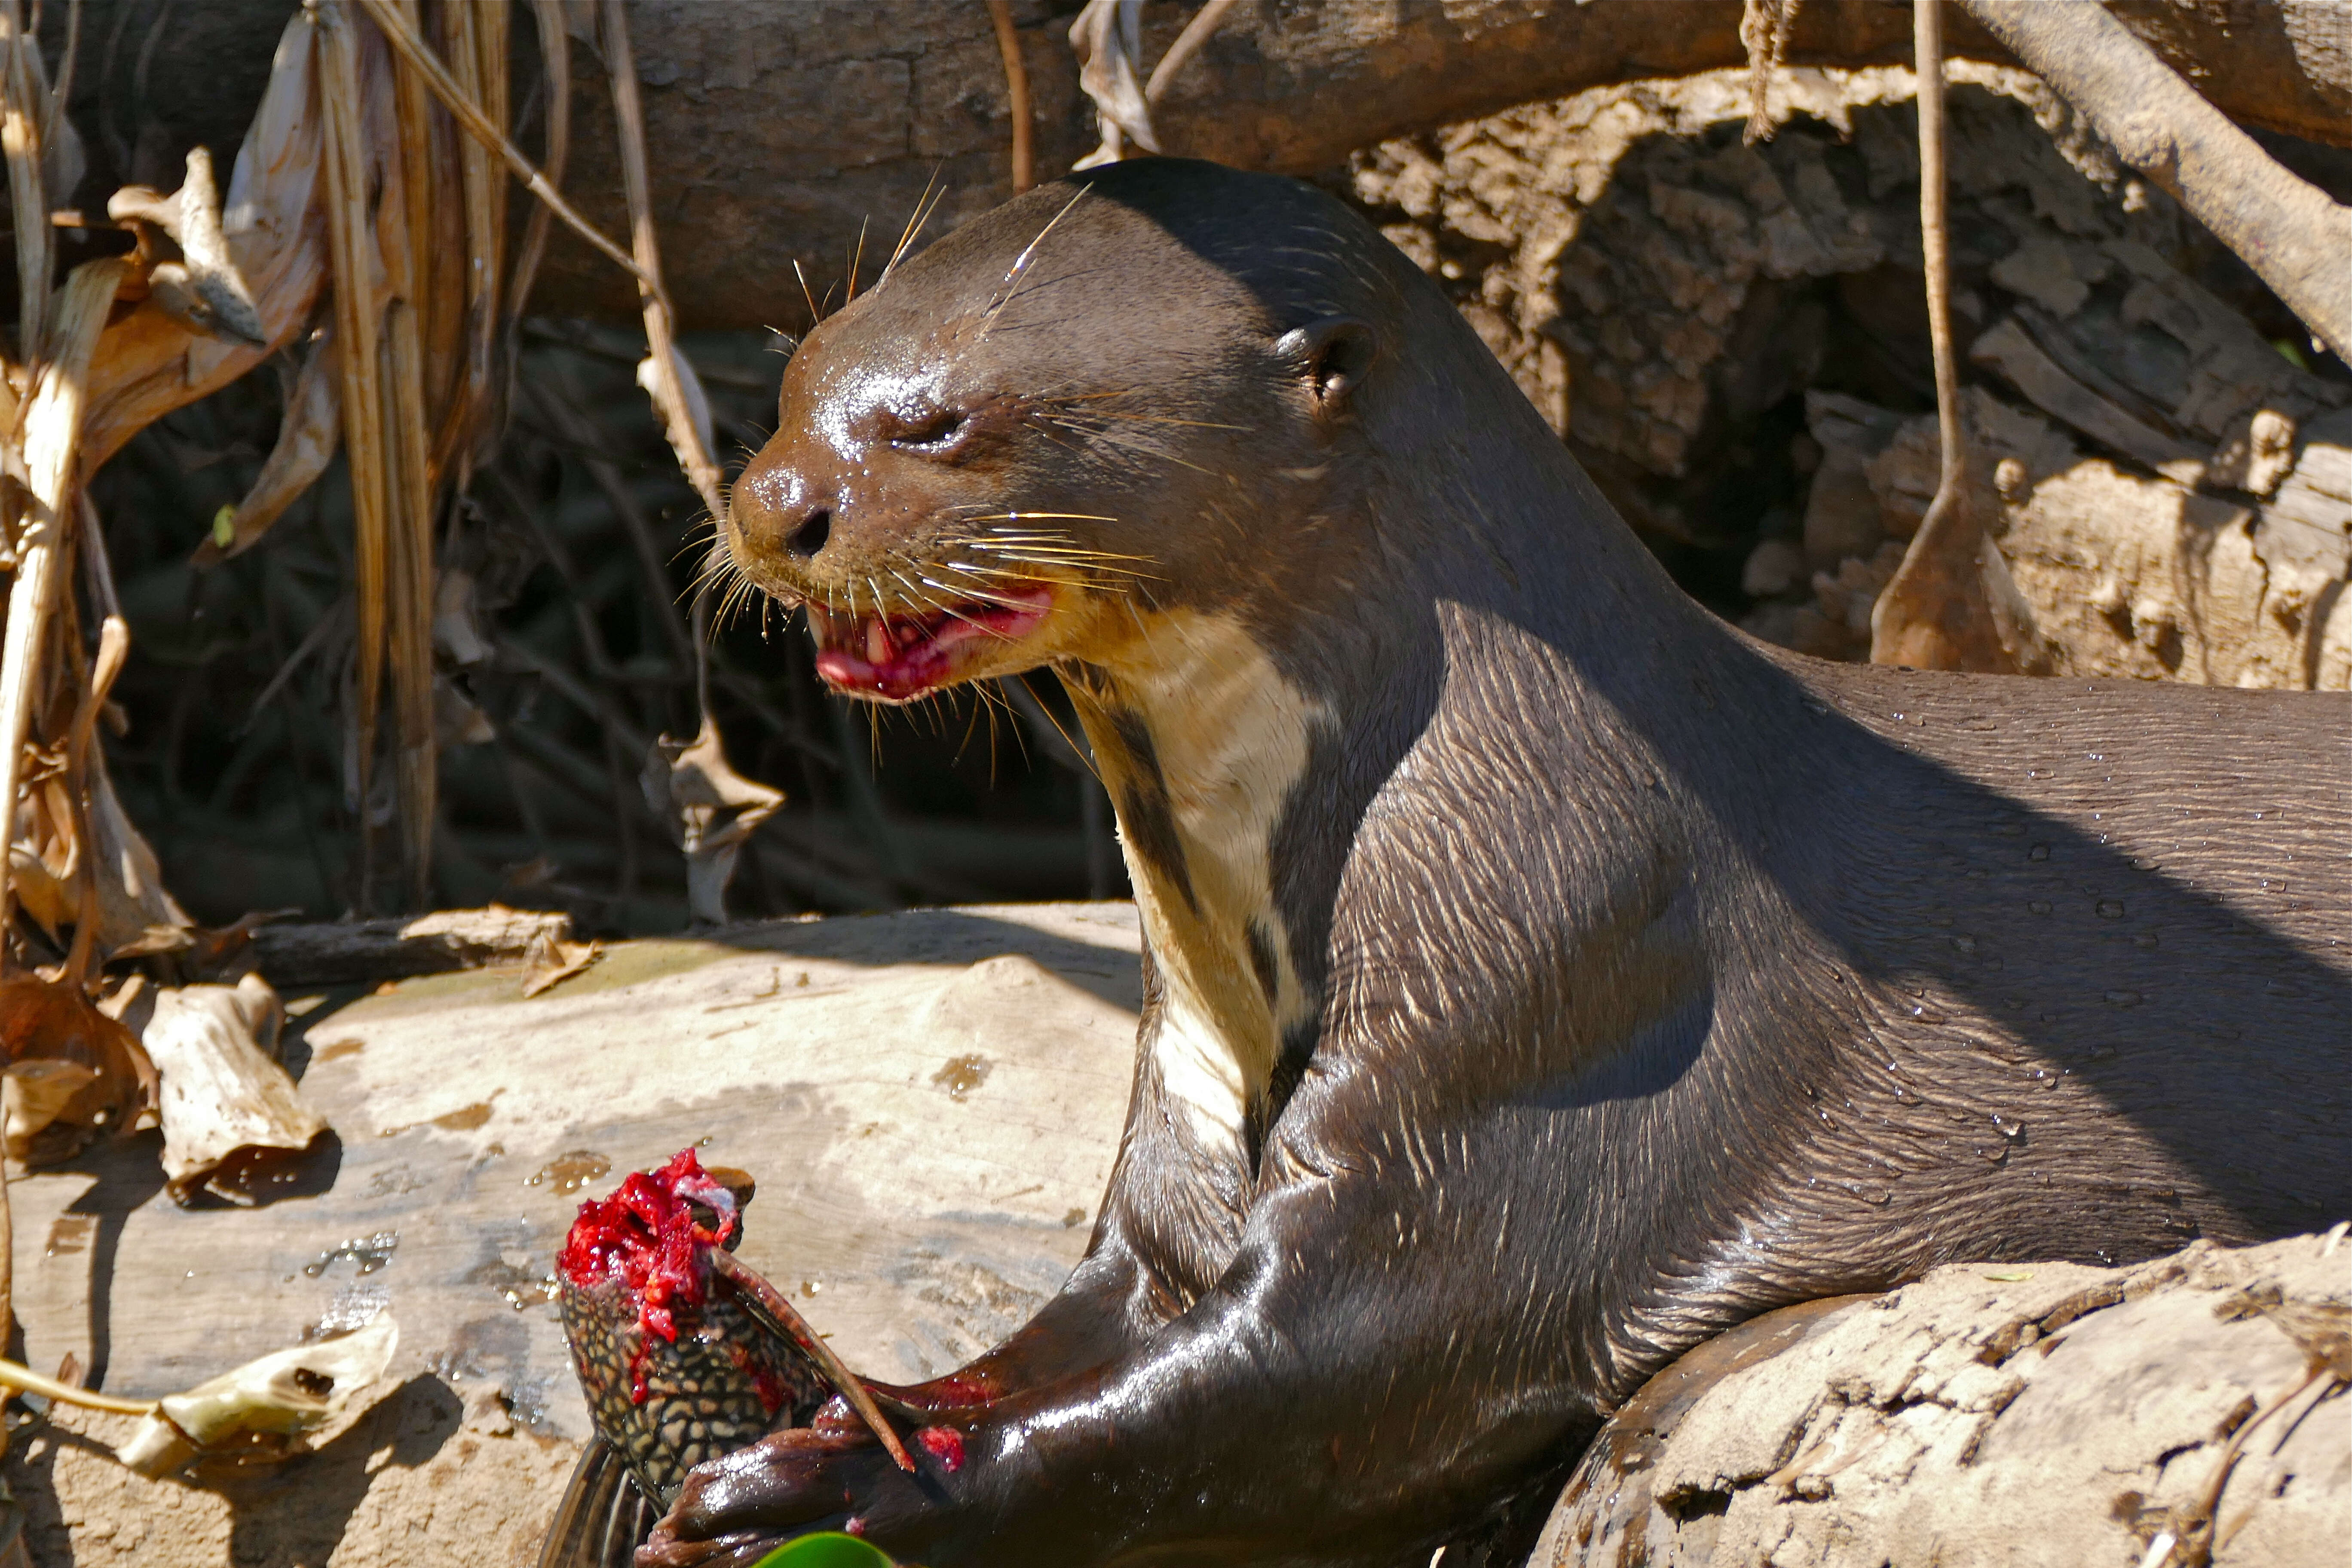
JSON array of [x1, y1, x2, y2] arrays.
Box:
[[210, 504, 236, 549], [2273, 337, 2313, 372], [747, 1534, 895, 1568]]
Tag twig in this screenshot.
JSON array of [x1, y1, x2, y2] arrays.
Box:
[[707, 1247, 916, 1473], [1915, 0, 1961, 552], [1865, 0, 2038, 674], [1143, 0, 1239, 106], [350, 0, 649, 291], [983, 0, 1033, 194], [1962, 0, 2352, 362], [0, 1355, 156, 1415], [500, 0, 572, 412]]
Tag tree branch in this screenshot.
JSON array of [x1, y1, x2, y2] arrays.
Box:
[[1964, 0, 2352, 361]]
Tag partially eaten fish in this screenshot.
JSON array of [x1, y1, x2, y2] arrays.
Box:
[[556, 1148, 912, 1519], [557, 1148, 830, 1507]]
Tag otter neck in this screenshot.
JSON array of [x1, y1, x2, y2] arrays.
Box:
[[1061, 609, 1332, 1155]]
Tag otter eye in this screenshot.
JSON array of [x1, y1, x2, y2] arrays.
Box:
[[890, 407, 966, 449]]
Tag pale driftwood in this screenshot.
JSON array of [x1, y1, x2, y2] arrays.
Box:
[[8, 905, 1142, 1496], [1530, 1231, 2352, 1568], [243, 906, 577, 988], [1963, 0, 2352, 362]]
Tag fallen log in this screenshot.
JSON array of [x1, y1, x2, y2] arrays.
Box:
[[66, 1, 2352, 331], [1531, 1229, 2352, 1568]]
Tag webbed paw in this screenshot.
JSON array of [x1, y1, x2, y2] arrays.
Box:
[[637, 1422, 965, 1567]]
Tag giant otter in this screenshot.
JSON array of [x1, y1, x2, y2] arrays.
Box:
[[622, 159, 2349, 1566]]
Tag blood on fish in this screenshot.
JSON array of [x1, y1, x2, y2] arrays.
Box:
[[557, 1148, 739, 1401]]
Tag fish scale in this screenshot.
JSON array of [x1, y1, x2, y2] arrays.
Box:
[[559, 1271, 826, 1508]]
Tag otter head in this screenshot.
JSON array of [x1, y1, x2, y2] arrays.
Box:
[[722, 159, 1391, 704]]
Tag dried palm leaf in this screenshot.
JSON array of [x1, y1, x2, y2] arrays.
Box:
[[107, 147, 269, 349], [0, 0, 52, 361], [80, 13, 327, 470], [194, 324, 341, 566], [443, 0, 508, 475], [0, 258, 128, 943], [315, 0, 400, 905], [354, 0, 641, 281]]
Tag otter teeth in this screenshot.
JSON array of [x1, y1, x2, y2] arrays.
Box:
[[867, 619, 894, 664]]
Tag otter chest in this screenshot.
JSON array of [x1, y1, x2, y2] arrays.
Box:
[[1072, 611, 1330, 1149]]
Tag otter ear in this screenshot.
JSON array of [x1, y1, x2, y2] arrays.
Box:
[[1275, 316, 1378, 415]]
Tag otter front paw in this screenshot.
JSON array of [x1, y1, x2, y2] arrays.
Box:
[[638, 1424, 968, 1567]]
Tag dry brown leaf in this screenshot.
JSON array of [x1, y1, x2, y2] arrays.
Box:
[[1, 3, 53, 358], [640, 717, 785, 926], [107, 147, 270, 349], [1, 1058, 96, 1158], [81, 13, 327, 471], [521, 931, 600, 998], [193, 324, 341, 566], [138, 972, 327, 1206], [0, 972, 156, 1161]]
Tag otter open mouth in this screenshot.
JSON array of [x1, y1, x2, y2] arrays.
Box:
[[807, 586, 1054, 702]]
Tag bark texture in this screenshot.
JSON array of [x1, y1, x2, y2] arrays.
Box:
[[53, 1, 2352, 331], [1350, 65, 2352, 688], [1532, 1231, 2352, 1568], [1965, 0, 2352, 359]]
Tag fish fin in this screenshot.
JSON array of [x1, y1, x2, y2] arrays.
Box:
[[536, 1438, 660, 1568]]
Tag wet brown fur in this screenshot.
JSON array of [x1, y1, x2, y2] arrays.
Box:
[[623, 160, 2352, 1568]]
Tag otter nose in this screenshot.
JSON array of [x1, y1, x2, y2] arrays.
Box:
[[731, 441, 839, 564], [784, 507, 831, 560]]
